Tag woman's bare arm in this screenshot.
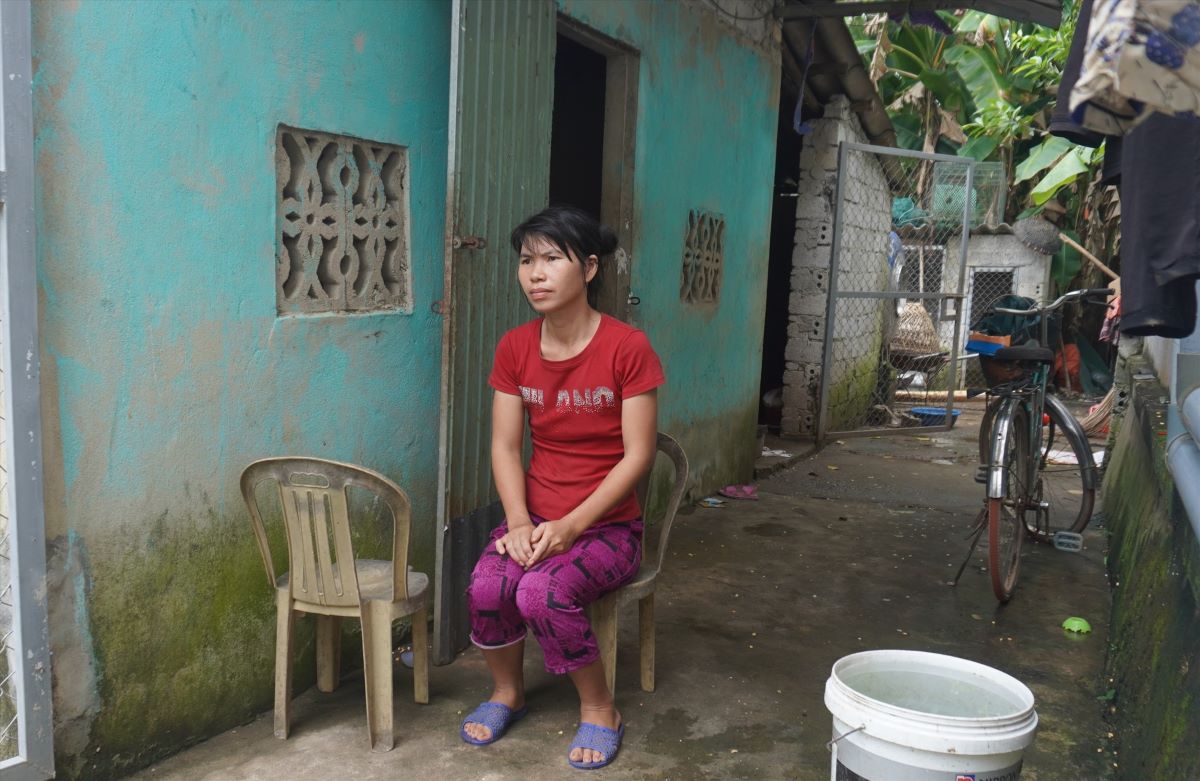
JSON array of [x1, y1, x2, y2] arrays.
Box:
[[491, 390, 535, 565]]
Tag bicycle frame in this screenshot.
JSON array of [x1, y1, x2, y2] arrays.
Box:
[[983, 289, 1108, 510], [986, 380, 1045, 506]]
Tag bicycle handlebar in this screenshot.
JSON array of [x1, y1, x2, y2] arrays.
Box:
[[992, 288, 1115, 317]]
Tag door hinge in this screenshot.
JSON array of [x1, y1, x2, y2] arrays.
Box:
[[452, 235, 487, 250], [0, 170, 8, 204]]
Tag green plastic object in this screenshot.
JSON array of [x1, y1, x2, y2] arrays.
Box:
[[1062, 617, 1092, 634]]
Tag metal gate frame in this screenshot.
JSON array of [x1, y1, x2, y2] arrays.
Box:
[[816, 141, 975, 443], [0, 1, 55, 778]]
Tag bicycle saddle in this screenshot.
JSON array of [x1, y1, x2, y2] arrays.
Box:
[[993, 345, 1054, 363]]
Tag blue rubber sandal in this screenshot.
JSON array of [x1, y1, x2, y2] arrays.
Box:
[[459, 701, 528, 746], [568, 722, 625, 770]]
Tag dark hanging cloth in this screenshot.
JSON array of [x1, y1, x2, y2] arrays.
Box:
[[1100, 134, 1122, 186], [1119, 112, 1200, 337], [1048, 0, 1106, 148]]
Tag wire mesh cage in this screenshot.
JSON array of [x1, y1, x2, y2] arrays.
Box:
[[820, 145, 972, 437], [931, 160, 1006, 229]]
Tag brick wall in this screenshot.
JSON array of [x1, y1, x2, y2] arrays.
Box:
[[781, 96, 891, 437]]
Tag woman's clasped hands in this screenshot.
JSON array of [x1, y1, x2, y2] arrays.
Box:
[[495, 518, 582, 569]]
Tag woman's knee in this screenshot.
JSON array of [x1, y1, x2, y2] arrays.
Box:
[[514, 571, 558, 621], [467, 571, 512, 614]]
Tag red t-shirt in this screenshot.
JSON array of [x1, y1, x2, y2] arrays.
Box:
[[488, 314, 665, 525]]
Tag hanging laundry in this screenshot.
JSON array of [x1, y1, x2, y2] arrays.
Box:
[[1117, 111, 1200, 337], [1071, 0, 1200, 134], [1049, 0, 1107, 147]]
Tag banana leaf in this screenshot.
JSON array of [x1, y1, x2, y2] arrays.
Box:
[[1014, 136, 1073, 183], [1050, 228, 1082, 291], [1030, 146, 1090, 204], [958, 135, 1000, 161]]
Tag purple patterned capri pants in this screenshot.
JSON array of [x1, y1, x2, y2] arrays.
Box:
[[467, 516, 642, 675]]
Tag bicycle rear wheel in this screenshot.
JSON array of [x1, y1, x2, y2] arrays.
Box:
[[988, 402, 1030, 603], [1026, 394, 1097, 542]]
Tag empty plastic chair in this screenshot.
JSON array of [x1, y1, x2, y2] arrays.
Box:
[[240, 457, 429, 752]]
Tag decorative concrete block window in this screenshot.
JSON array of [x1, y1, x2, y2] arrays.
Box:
[[680, 209, 725, 304], [275, 126, 411, 315]]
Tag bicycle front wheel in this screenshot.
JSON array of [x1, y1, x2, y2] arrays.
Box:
[[988, 401, 1030, 603], [1027, 394, 1098, 542]]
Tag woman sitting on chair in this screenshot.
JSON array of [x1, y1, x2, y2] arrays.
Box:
[[460, 206, 664, 770]]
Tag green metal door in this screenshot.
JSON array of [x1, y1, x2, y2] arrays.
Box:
[[434, 0, 555, 664]]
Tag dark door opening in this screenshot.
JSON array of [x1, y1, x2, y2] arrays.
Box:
[[550, 33, 605, 215], [759, 94, 804, 430]]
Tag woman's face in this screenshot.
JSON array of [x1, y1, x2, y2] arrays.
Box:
[[518, 235, 597, 314]]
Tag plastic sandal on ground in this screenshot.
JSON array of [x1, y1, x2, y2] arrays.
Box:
[[718, 484, 759, 500], [567, 721, 625, 770], [459, 701, 529, 746]]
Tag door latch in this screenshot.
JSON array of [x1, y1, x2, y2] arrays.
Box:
[[453, 236, 488, 250]]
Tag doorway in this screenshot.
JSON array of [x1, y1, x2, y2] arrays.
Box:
[[550, 34, 605, 216], [554, 19, 638, 322], [758, 91, 805, 431]]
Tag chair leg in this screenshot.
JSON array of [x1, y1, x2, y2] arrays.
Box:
[[274, 588, 295, 739], [411, 607, 429, 704], [639, 592, 655, 693], [360, 601, 395, 752], [316, 616, 342, 693], [591, 593, 619, 696]]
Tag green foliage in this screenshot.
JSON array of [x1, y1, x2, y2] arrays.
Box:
[[958, 134, 1000, 161], [852, 2, 1104, 218], [1014, 136, 1075, 183], [1050, 228, 1083, 290], [1029, 145, 1096, 205], [963, 98, 1036, 144]]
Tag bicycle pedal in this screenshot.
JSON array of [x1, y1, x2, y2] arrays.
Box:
[[1053, 531, 1084, 552], [974, 466, 988, 484]]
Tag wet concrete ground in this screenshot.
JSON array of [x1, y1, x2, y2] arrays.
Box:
[[130, 406, 1116, 780]]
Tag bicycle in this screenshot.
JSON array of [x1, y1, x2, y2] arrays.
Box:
[[954, 287, 1114, 602]]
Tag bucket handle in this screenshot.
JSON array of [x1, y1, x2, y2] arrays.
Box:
[[827, 725, 866, 781], [825, 724, 865, 751]]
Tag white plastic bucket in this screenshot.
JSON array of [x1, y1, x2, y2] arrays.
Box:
[[824, 650, 1038, 781]]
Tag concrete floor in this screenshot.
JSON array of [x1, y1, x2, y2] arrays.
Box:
[[129, 406, 1117, 780]]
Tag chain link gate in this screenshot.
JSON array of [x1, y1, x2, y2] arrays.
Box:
[[817, 142, 974, 442]]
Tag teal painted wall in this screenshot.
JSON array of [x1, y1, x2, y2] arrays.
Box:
[[33, 1, 450, 777], [557, 0, 781, 492], [30, 0, 778, 775]]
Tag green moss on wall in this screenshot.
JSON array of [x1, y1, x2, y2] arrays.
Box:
[[828, 351, 885, 433], [57, 498, 408, 780], [664, 398, 759, 504], [1102, 366, 1200, 781]]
